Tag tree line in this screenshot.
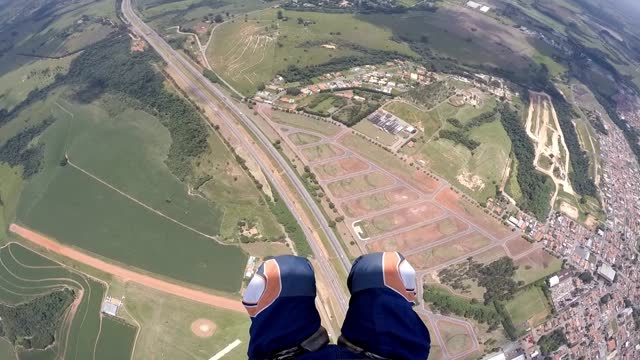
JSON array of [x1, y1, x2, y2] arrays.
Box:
[[0, 116, 56, 178]]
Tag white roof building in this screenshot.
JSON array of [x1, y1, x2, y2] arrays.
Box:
[[549, 275, 560, 287], [466, 1, 480, 9], [597, 263, 616, 282]]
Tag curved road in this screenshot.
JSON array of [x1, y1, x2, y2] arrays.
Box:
[[120, 0, 350, 315]]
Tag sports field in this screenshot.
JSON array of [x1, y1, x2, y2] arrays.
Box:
[[505, 286, 551, 327], [11, 96, 247, 293], [0, 242, 136, 360]]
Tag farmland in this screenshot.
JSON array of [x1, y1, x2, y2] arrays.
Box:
[[12, 96, 247, 293], [0, 242, 136, 360]]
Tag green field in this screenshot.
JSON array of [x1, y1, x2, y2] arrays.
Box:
[[95, 317, 137, 360], [208, 9, 415, 95], [514, 250, 563, 285], [352, 121, 397, 147], [437, 321, 474, 355], [124, 282, 249, 360], [0, 242, 136, 360], [271, 111, 340, 136], [384, 101, 441, 139], [11, 95, 247, 293], [505, 286, 551, 327]]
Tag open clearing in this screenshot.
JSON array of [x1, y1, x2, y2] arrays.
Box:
[[506, 286, 550, 328], [352, 121, 398, 147], [314, 157, 369, 180], [384, 101, 441, 138], [359, 202, 444, 237], [408, 232, 492, 270], [514, 248, 562, 285], [436, 319, 475, 357], [208, 9, 415, 95], [95, 317, 137, 360], [301, 143, 345, 162], [10, 96, 257, 292], [326, 171, 394, 198], [435, 188, 512, 240], [505, 237, 534, 257], [340, 187, 420, 218], [288, 132, 321, 146], [0, 242, 134, 360], [366, 217, 468, 253], [270, 110, 340, 136], [339, 133, 439, 194]]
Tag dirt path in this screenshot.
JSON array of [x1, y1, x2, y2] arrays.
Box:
[[9, 224, 246, 313]]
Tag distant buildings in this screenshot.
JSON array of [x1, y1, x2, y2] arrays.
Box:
[[597, 263, 616, 282]]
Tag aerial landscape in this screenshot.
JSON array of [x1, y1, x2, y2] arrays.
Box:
[[0, 0, 639, 358]]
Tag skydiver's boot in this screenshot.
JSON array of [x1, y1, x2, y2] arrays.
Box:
[[243, 255, 329, 359], [339, 252, 431, 360]]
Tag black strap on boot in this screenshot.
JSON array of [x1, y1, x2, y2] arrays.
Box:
[[338, 336, 391, 360], [254, 326, 330, 360]]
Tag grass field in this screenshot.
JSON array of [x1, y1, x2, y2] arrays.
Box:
[[327, 172, 392, 198], [8, 94, 247, 293], [288, 132, 321, 146], [505, 286, 551, 327], [271, 111, 340, 136], [352, 121, 398, 147], [0, 242, 136, 360], [383, 101, 441, 138], [123, 282, 249, 360], [437, 320, 474, 356], [301, 143, 344, 162], [514, 249, 562, 285], [208, 9, 415, 95], [94, 317, 137, 360]]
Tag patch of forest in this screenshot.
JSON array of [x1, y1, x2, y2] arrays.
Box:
[[498, 103, 553, 220], [0, 116, 56, 178], [0, 288, 75, 350]]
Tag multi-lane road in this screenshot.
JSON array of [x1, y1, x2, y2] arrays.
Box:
[[120, 0, 351, 316]]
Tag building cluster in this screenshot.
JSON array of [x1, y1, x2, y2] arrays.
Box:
[[511, 113, 640, 359]]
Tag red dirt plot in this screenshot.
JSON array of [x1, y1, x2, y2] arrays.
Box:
[[366, 217, 468, 253], [435, 188, 512, 239], [314, 157, 369, 181], [407, 232, 492, 270], [341, 187, 420, 218], [359, 202, 444, 237]]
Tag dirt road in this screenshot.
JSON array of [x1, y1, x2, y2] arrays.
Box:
[[9, 223, 246, 313]]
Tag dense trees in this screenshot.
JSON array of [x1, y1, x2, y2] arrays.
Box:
[[268, 191, 311, 257], [537, 329, 568, 355], [203, 69, 218, 83], [476, 257, 521, 304], [0, 116, 56, 178], [438, 129, 480, 151], [0, 288, 75, 349], [498, 103, 553, 220], [423, 286, 502, 327]]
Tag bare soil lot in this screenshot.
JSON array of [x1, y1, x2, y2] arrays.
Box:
[[340, 187, 420, 218], [326, 172, 394, 198], [314, 157, 369, 181], [435, 188, 511, 239], [505, 237, 534, 257], [359, 202, 444, 237], [366, 217, 468, 253], [407, 232, 492, 270]]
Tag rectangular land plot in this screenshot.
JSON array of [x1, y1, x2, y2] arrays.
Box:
[[326, 172, 394, 198], [407, 232, 492, 270], [435, 188, 512, 239], [514, 248, 562, 285], [366, 217, 468, 253], [288, 132, 322, 146], [505, 236, 534, 257], [358, 202, 444, 237], [301, 144, 344, 162], [341, 187, 420, 218], [435, 319, 476, 357], [339, 133, 439, 194], [314, 157, 369, 181], [506, 286, 551, 328]]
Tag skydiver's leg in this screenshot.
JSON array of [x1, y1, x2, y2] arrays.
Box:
[[242, 255, 329, 359], [339, 252, 431, 360]]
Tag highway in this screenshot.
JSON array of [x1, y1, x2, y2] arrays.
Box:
[[120, 0, 350, 315]]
